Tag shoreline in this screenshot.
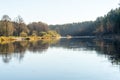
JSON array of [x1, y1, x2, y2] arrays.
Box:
[[0, 36, 61, 42]]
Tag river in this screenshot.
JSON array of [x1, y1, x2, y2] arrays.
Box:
[[0, 38, 120, 80]]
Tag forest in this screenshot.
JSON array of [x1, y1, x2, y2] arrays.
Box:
[[0, 15, 60, 39], [0, 7, 119, 40], [49, 7, 120, 39]]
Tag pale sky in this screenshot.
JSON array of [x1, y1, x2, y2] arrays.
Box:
[[0, 0, 119, 24]]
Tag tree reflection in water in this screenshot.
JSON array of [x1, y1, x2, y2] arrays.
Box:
[[52, 38, 120, 66], [0, 40, 51, 63], [0, 38, 120, 67]]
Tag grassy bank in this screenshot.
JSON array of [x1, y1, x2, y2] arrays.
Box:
[[0, 35, 61, 43]]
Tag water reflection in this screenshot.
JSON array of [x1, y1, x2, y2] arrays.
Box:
[[53, 38, 120, 66], [0, 38, 120, 66], [0, 40, 57, 63]]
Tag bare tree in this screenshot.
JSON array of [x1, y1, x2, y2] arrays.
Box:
[[14, 15, 29, 36], [15, 15, 24, 23]]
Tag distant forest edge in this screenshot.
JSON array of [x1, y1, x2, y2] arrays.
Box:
[[0, 7, 120, 41], [49, 7, 120, 39], [0, 15, 60, 41]]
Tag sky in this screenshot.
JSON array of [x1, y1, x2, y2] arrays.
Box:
[[0, 0, 119, 25]]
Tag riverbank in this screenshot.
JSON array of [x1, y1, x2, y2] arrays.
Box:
[[0, 36, 61, 43], [64, 35, 120, 41]]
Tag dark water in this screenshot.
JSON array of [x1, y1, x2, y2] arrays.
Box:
[[0, 38, 120, 80]]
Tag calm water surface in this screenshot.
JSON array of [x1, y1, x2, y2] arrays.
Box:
[[0, 38, 120, 80]]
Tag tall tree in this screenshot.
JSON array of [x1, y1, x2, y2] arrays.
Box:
[[0, 15, 14, 36], [1, 15, 11, 21], [14, 15, 29, 36], [27, 22, 48, 36]]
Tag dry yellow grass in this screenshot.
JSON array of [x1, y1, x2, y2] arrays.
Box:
[[0, 36, 61, 44]]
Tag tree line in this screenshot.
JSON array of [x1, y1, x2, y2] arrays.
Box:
[[0, 15, 59, 37], [49, 7, 120, 37], [0, 7, 119, 38]]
